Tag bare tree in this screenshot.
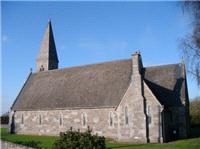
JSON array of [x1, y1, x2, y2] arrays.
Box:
[[181, 1, 200, 86], [190, 97, 200, 126]]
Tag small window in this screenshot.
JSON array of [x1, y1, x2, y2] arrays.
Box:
[[82, 113, 87, 127], [21, 114, 24, 124], [125, 106, 129, 125], [147, 106, 150, 115], [39, 114, 42, 125], [109, 112, 114, 127], [59, 114, 63, 126], [40, 65, 44, 71], [147, 106, 151, 125]]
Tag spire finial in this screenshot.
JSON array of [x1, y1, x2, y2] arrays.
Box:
[[48, 18, 51, 23]]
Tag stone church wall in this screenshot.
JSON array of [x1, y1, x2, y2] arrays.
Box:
[[116, 82, 147, 143], [13, 108, 119, 139], [143, 82, 163, 143]]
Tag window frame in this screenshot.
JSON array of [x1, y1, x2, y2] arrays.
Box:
[[109, 111, 114, 128], [125, 106, 129, 126], [59, 113, 63, 126], [82, 112, 87, 128], [21, 114, 24, 124], [39, 114, 42, 125], [146, 106, 152, 126]]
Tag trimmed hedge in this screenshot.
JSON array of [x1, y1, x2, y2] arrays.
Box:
[[53, 127, 106, 149]]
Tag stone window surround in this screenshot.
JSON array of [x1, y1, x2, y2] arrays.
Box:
[[124, 105, 129, 126], [146, 105, 152, 127], [38, 114, 42, 125], [109, 111, 114, 128], [21, 114, 24, 124], [81, 112, 87, 128], [59, 113, 63, 126]]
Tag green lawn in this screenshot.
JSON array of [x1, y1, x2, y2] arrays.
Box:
[[0, 128, 57, 149], [1, 127, 200, 149]]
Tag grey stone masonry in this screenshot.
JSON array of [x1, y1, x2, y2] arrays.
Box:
[[12, 108, 118, 139], [36, 20, 58, 72]]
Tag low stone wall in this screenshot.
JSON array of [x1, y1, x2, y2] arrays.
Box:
[[1, 140, 34, 149], [1, 124, 9, 128]]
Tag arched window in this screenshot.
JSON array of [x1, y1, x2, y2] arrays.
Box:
[[125, 106, 129, 125], [82, 113, 87, 127], [147, 106, 151, 125], [59, 114, 63, 126], [21, 114, 24, 124], [40, 65, 44, 71], [109, 112, 114, 127], [39, 114, 42, 125]]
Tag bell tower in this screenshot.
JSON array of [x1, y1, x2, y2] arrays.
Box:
[[36, 19, 59, 72]]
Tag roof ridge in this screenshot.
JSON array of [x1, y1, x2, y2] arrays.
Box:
[[145, 63, 181, 68], [33, 58, 131, 74]]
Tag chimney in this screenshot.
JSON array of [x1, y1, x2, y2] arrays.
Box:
[[131, 51, 143, 96], [131, 51, 143, 75], [130, 51, 147, 142]]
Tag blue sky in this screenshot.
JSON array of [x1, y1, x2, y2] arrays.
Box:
[[1, 1, 199, 114]]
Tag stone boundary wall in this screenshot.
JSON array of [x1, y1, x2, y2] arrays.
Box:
[[1, 124, 8, 128], [1, 140, 34, 149]]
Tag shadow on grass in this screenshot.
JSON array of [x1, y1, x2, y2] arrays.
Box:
[[15, 140, 42, 149]]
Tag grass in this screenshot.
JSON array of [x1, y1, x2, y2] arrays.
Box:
[[1, 127, 200, 149], [106, 138, 200, 149], [0, 128, 57, 149]]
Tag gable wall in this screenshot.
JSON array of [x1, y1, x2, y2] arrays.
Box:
[[143, 82, 163, 143], [116, 82, 147, 143]]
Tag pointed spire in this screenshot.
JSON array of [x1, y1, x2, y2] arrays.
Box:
[[36, 20, 59, 72]]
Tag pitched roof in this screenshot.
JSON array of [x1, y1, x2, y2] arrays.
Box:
[[143, 63, 184, 106], [12, 59, 132, 110], [12, 59, 185, 110]]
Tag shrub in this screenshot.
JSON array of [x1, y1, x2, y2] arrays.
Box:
[[53, 127, 106, 149]]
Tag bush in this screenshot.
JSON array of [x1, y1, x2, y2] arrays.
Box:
[[53, 127, 106, 149]]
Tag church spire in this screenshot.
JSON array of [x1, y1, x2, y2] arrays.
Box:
[[36, 20, 59, 72]]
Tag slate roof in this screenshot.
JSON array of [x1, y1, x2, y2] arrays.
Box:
[[12, 59, 132, 110], [144, 63, 184, 106], [12, 60, 185, 110]]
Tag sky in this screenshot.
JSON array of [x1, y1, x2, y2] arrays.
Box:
[[1, 1, 200, 115]]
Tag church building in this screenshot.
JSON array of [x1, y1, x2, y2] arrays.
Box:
[[9, 21, 190, 143]]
